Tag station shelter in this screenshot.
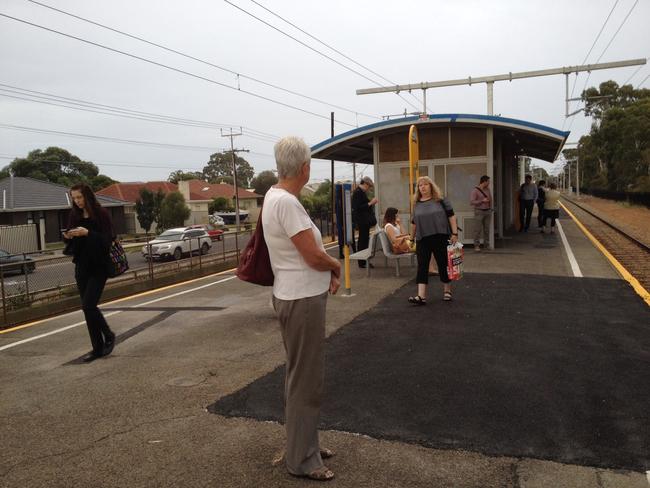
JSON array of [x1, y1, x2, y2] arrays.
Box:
[[311, 114, 569, 249]]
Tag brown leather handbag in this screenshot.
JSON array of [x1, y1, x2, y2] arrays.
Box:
[[236, 209, 274, 286]]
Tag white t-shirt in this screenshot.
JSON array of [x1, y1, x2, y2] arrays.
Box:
[[262, 187, 330, 300]]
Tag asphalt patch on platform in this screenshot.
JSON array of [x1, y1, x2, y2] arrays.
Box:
[[209, 273, 650, 472]]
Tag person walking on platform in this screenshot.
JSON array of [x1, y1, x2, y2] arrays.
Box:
[[469, 175, 492, 251], [63, 184, 116, 363], [408, 176, 459, 305], [351, 176, 378, 268], [536, 180, 546, 230], [542, 182, 561, 234], [263, 136, 340, 481], [519, 174, 538, 232]]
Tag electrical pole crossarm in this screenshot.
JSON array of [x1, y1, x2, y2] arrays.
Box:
[[356, 58, 646, 95]]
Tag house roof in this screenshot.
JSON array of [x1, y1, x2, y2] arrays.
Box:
[[184, 180, 261, 201], [0, 176, 127, 211], [97, 181, 178, 203], [311, 113, 570, 163]]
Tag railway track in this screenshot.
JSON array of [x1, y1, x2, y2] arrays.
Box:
[[561, 196, 650, 293]]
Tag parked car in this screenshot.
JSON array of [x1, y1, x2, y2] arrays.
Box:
[[0, 248, 36, 275], [210, 214, 225, 227], [141, 228, 212, 261], [187, 224, 224, 242]]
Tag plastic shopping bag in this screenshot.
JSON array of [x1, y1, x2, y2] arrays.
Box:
[[447, 242, 464, 281]]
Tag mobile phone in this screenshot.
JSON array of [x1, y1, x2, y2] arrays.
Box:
[[61, 228, 70, 236]]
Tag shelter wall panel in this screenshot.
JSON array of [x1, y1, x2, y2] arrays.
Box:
[[451, 127, 486, 157], [378, 133, 408, 162], [420, 128, 449, 159]]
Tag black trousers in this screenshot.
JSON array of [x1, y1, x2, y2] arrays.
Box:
[[356, 222, 370, 267], [416, 234, 450, 284], [537, 202, 545, 227], [543, 209, 560, 227], [75, 267, 112, 355], [519, 200, 535, 231]]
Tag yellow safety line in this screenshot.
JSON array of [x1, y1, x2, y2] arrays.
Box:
[[0, 241, 342, 334], [561, 202, 650, 307]]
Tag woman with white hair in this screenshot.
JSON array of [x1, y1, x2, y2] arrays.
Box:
[[408, 176, 458, 304], [263, 136, 341, 481]]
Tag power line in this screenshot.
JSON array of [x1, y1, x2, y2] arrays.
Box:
[[565, 0, 620, 129], [246, 0, 426, 112], [0, 12, 359, 128], [636, 72, 650, 88], [223, 0, 422, 113], [0, 87, 279, 143], [25, 0, 379, 121], [623, 65, 644, 85], [0, 123, 222, 151], [567, 0, 640, 134]]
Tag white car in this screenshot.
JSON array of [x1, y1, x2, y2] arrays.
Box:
[[210, 214, 225, 226], [142, 227, 212, 261]]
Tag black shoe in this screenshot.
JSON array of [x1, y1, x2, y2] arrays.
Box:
[[103, 332, 115, 356], [82, 352, 101, 363]]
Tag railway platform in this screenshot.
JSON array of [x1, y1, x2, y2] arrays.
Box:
[[0, 206, 648, 487]]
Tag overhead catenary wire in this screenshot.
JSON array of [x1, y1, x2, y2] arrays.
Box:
[[636, 72, 650, 88], [0, 12, 360, 128], [566, 0, 640, 134], [245, 0, 426, 112], [24, 0, 379, 120], [223, 0, 422, 113], [564, 0, 620, 130]]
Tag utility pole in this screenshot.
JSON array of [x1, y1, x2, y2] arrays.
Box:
[[220, 128, 249, 261], [330, 112, 335, 240]]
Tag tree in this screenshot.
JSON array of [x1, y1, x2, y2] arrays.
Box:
[[159, 191, 191, 230], [575, 81, 650, 191], [0, 147, 115, 190], [168, 170, 203, 184], [135, 188, 155, 234], [208, 197, 233, 214], [250, 170, 278, 195], [152, 189, 166, 230], [202, 151, 255, 187]]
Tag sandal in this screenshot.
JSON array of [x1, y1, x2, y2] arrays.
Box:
[[272, 448, 335, 466], [408, 295, 426, 305], [291, 466, 335, 482], [443, 291, 452, 301]]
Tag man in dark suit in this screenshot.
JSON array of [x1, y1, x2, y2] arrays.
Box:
[[351, 176, 378, 268]]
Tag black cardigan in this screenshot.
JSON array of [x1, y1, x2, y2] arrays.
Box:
[[66, 209, 113, 274]]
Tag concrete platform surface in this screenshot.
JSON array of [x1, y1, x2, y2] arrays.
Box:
[[1, 212, 649, 488]]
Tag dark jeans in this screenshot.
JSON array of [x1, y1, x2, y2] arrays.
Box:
[[519, 200, 535, 231], [544, 209, 560, 228], [356, 222, 370, 267], [537, 202, 545, 227], [416, 234, 450, 284], [75, 267, 112, 355]]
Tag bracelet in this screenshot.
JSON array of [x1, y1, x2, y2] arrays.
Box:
[[451, 233, 458, 236]]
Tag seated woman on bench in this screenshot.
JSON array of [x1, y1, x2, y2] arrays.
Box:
[[383, 207, 413, 254]]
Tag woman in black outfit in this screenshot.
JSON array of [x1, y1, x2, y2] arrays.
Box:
[[64, 184, 115, 362]]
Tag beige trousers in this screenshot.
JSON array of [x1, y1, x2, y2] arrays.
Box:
[[272, 291, 328, 475]]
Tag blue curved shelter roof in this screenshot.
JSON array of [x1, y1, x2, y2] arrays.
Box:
[[311, 113, 570, 163]]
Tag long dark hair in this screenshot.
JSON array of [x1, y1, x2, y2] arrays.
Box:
[[383, 207, 399, 225], [68, 183, 109, 231]]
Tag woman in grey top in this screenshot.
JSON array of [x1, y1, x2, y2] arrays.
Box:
[[408, 176, 459, 304]]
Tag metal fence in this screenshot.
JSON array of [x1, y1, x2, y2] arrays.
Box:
[[0, 224, 39, 254], [0, 228, 253, 328]]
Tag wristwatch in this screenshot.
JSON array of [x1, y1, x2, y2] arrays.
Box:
[[451, 233, 458, 236]]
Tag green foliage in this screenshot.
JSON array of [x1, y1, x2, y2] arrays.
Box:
[[135, 188, 155, 234], [208, 197, 233, 214], [314, 179, 331, 196], [168, 170, 203, 184], [0, 147, 115, 190], [159, 191, 190, 230], [573, 81, 650, 192], [250, 170, 278, 195], [202, 151, 255, 187], [152, 189, 165, 229]]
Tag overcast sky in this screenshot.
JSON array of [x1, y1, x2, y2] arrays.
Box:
[[1, 0, 648, 185]]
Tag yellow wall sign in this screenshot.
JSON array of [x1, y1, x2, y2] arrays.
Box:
[[408, 125, 419, 214]]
